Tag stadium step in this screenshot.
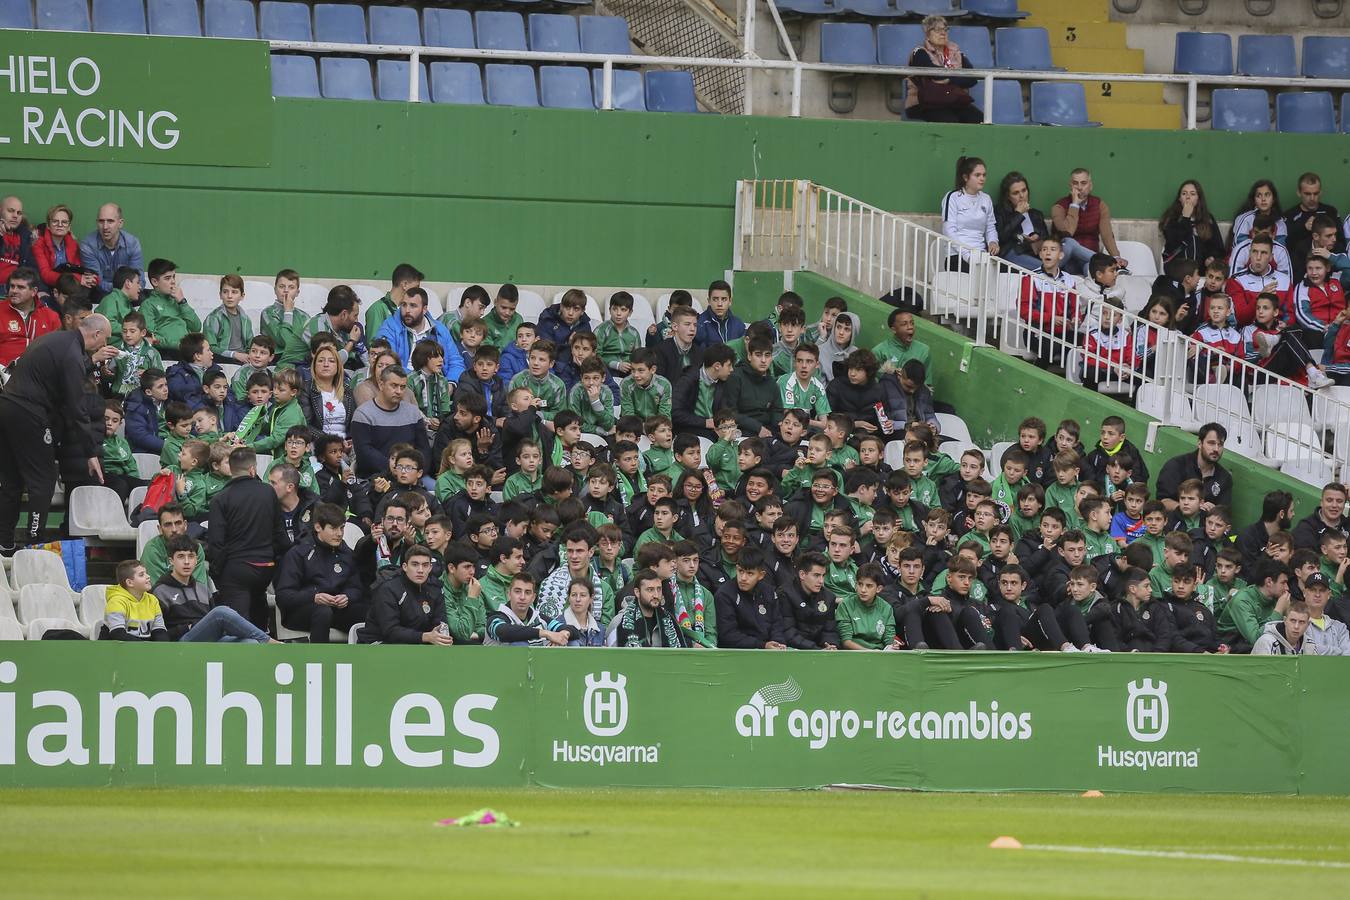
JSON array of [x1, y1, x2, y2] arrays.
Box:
[[1020, 0, 1112, 24], [1019, 0, 1163, 129], [1075, 79, 1164, 105], [1044, 22, 1129, 50], [1084, 100, 1181, 130]]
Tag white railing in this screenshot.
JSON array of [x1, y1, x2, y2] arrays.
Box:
[[266, 36, 1350, 128], [734, 178, 1350, 482]]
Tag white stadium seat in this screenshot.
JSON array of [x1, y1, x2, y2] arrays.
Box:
[[1251, 384, 1314, 431], [18, 583, 82, 629], [79, 585, 109, 631], [624, 292, 656, 339], [137, 520, 160, 559], [1136, 385, 1202, 432], [13, 549, 73, 592], [1191, 383, 1250, 426], [67, 485, 139, 543], [1282, 457, 1336, 489], [0, 618, 23, 640], [516, 290, 547, 325], [134, 453, 162, 480], [1116, 240, 1159, 278], [343, 522, 365, 550], [935, 412, 972, 443]]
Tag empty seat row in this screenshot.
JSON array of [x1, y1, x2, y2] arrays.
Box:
[[1176, 32, 1350, 80], [822, 22, 1055, 71], [777, 0, 1024, 20], [1213, 89, 1350, 134], [274, 55, 698, 112], [0, 1, 625, 56]]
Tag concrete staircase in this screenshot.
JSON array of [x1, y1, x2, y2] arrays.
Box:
[[1019, 0, 1180, 130]]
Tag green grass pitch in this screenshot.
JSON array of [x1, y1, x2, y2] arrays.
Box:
[[2, 788, 1348, 898]]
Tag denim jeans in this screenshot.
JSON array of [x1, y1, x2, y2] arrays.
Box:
[[180, 606, 271, 644], [1060, 237, 1096, 276]]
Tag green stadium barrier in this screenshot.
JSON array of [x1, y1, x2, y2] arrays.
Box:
[[2, 645, 1346, 793]]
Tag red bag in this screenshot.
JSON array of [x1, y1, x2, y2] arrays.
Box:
[[140, 472, 176, 516]]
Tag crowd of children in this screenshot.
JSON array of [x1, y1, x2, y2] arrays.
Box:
[[6, 251, 1323, 654]]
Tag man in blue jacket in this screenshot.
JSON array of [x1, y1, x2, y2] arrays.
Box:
[[375, 287, 464, 383], [696, 279, 746, 347]]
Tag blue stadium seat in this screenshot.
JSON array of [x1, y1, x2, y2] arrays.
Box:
[[148, 0, 199, 35], [1030, 81, 1100, 126], [37, 0, 90, 30], [271, 54, 320, 98], [1303, 36, 1350, 79], [0, 0, 34, 28], [540, 65, 593, 109], [900, 0, 967, 16], [529, 14, 580, 54], [1211, 88, 1270, 132], [876, 24, 924, 66], [1173, 31, 1232, 75], [774, 0, 838, 15], [424, 8, 472, 49], [1345, 95, 1350, 133], [592, 68, 645, 110], [369, 5, 420, 46], [1237, 34, 1296, 78], [205, 0, 255, 38], [314, 3, 365, 44], [645, 70, 698, 113], [93, 0, 146, 34], [376, 60, 429, 102], [260, 1, 310, 41], [430, 61, 484, 104], [580, 16, 630, 56], [995, 26, 1056, 70], [972, 79, 1024, 123], [949, 25, 994, 68], [320, 57, 374, 101], [962, 0, 1027, 19], [1275, 91, 1335, 134], [842, 1, 910, 19], [820, 22, 877, 65], [475, 11, 526, 52], [485, 63, 539, 107]]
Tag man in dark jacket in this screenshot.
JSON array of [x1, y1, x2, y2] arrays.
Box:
[[349, 365, 430, 478], [363, 545, 453, 645], [653, 305, 703, 383], [1234, 490, 1295, 574], [778, 551, 840, 650], [722, 337, 783, 438], [1291, 482, 1348, 552], [1167, 564, 1226, 653], [275, 502, 368, 643], [0, 314, 113, 549], [672, 344, 735, 440], [714, 547, 788, 649], [207, 447, 285, 629]]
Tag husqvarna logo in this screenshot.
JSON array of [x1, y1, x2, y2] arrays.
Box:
[[583, 672, 628, 737], [1125, 678, 1169, 743]]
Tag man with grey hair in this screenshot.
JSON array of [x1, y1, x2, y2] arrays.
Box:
[[349, 364, 431, 478], [0, 195, 35, 285], [79, 202, 144, 295], [0, 313, 114, 548]]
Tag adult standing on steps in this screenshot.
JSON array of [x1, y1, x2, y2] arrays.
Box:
[[0, 314, 115, 551], [207, 447, 284, 630]]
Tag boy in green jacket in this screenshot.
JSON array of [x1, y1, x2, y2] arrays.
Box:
[[837, 563, 898, 650], [101, 400, 142, 503], [259, 269, 311, 367], [203, 274, 255, 365], [251, 368, 306, 454], [140, 259, 201, 358], [442, 544, 486, 644]]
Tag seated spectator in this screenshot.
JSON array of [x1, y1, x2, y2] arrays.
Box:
[[1292, 482, 1349, 551], [486, 571, 568, 646], [78, 202, 144, 295], [1241, 292, 1332, 389], [93, 264, 142, 325], [31, 204, 97, 291], [350, 365, 430, 478], [652, 304, 703, 384], [110, 311, 163, 398], [203, 274, 254, 365], [905, 15, 980, 124], [817, 312, 860, 382], [1051, 168, 1128, 276], [303, 284, 366, 372], [1250, 601, 1314, 656], [696, 280, 745, 347], [888, 360, 939, 432], [1230, 179, 1287, 249], [1293, 254, 1345, 344], [0, 196, 34, 287], [1079, 298, 1135, 391], [1018, 236, 1078, 364], [1217, 557, 1292, 653], [672, 343, 735, 440], [165, 333, 219, 412], [439, 283, 488, 344], [1190, 294, 1244, 383], [594, 290, 642, 379], [547, 579, 606, 647], [1159, 179, 1224, 267], [151, 535, 274, 643], [274, 502, 366, 643], [1283, 172, 1339, 280], [508, 339, 567, 423], [826, 348, 890, 437], [1229, 213, 1292, 278], [1226, 236, 1291, 326], [724, 336, 783, 438], [1155, 424, 1232, 513], [102, 559, 169, 641], [363, 545, 453, 645], [497, 321, 533, 386], [994, 172, 1049, 272], [941, 157, 998, 271], [140, 259, 201, 361], [376, 286, 464, 385], [1151, 257, 1203, 331], [536, 289, 593, 372], [0, 267, 60, 367], [1082, 415, 1149, 488], [1076, 253, 1126, 307], [837, 563, 900, 650]]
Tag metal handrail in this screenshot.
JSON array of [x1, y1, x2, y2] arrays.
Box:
[[735, 178, 1350, 477], [265, 38, 1350, 128]]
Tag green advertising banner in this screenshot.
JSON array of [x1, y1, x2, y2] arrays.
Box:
[[0, 31, 270, 166], [0, 645, 1342, 793]]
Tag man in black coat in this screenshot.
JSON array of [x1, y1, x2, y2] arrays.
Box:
[[207, 447, 285, 629], [362, 545, 452, 645], [0, 314, 115, 549], [777, 551, 840, 650], [714, 547, 788, 649], [274, 502, 368, 643]]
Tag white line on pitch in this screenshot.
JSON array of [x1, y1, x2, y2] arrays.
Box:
[[1023, 844, 1350, 870]]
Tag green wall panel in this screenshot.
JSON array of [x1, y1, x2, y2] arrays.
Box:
[[2, 101, 1344, 286]]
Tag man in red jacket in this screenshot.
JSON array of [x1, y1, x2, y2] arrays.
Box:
[[0, 267, 61, 367], [1226, 236, 1291, 326], [0, 196, 34, 286]]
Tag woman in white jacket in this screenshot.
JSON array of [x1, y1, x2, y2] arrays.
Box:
[[941, 156, 999, 272]]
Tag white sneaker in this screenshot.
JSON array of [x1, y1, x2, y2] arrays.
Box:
[[1083, 643, 1112, 653], [1060, 643, 1081, 653], [1307, 368, 1334, 390], [1254, 332, 1280, 355]]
